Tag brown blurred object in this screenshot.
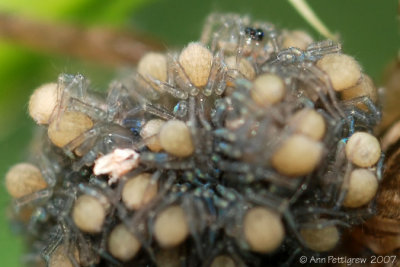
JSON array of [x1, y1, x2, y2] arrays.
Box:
[[0, 13, 163, 66], [379, 53, 400, 133]]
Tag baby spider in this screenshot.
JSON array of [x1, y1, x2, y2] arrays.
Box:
[[200, 13, 279, 61]]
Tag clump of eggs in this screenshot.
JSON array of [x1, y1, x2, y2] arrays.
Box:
[[5, 13, 382, 266]]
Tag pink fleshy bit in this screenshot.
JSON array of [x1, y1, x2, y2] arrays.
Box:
[[93, 148, 140, 184]]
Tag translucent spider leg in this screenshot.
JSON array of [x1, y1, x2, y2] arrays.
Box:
[[341, 96, 381, 128], [68, 97, 107, 121], [53, 74, 89, 125], [300, 219, 350, 230], [171, 57, 199, 96], [203, 50, 227, 97], [182, 190, 209, 258], [13, 188, 53, 210], [40, 225, 63, 263]]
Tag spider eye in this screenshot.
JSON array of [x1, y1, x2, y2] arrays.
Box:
[[244, 27, 256, 38], [255, 28, 264, 41]]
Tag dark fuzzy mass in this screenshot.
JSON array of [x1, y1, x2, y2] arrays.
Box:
[[6, 13, 383, 267]]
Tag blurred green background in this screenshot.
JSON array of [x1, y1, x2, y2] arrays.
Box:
[[0, 0, 397, 266]]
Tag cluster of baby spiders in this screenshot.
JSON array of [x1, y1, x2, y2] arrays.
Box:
[[5, 13, 384, 267]]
